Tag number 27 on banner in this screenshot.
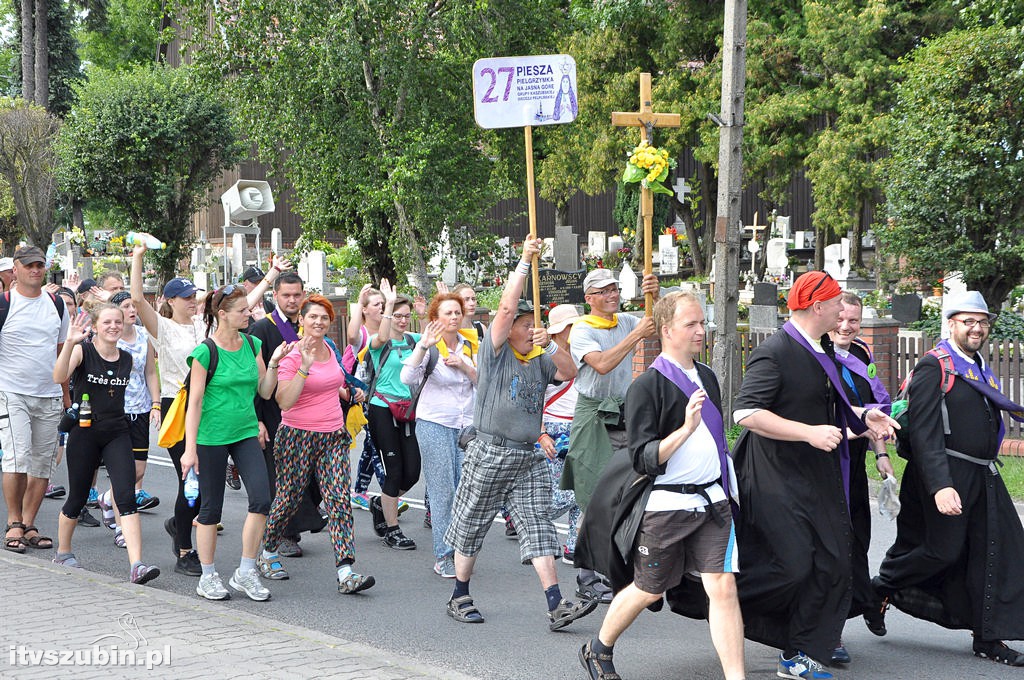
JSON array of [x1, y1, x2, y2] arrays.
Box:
[[472, 55, 578, 130]]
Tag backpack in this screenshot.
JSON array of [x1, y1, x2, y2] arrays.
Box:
[[0, 290, 66, 334], [157, 334, 256, 447], [892, 348, 956, 456]]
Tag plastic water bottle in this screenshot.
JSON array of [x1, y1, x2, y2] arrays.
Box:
[[58, 403, 79, 433], [79, 394, 92, 428], [184, 469, 200, 507], [126, 231, 166, 250]]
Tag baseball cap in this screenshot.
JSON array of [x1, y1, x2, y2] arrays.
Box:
[[583, 268, 618, 294], [110, 291, 132, 306], [547, 304, 581, 335], [76, 278, 98, 295], [0, 257, 13, 272], [163, 277, 200, 299], [943, 290, 997, 321], [515, 299, 534, 320], [240, 266, 266, 283], [13, 245, 45, 265]]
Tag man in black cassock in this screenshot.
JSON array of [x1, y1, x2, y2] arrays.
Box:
[[731, 271, 895, 680], [874, 291, 1024, 666], [829, 292, 896, 663]]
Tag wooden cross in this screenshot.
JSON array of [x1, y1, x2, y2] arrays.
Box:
[[611, 73, 680, 315]]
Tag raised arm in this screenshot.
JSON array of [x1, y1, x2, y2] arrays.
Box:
[[53, 312, 90, 384], [130, 243, 159, 338], [370, 278, 397, 349], [489, 238, 541, 352], [347, 283, 372, 346]]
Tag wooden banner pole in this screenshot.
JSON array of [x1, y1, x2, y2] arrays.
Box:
[[524, 125, 542, 327]]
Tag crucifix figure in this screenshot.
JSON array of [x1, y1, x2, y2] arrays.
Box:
[[612, 73, 680, 315]]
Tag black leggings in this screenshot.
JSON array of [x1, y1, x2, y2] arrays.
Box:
[[196, 437, 271, 525], [163, 396, 199, 550], [366, 403, 420, 497], [61, 422, 136, 519]]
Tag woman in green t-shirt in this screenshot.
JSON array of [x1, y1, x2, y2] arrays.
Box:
[[182, 285, 292, 603]]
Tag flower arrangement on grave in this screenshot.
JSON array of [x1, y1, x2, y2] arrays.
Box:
[[623, 141, 677, 195]]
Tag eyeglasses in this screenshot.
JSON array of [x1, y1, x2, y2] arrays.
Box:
[[586, 286, 619, 297], [953, 317, 992, 329], [392, 313, 412, 320]]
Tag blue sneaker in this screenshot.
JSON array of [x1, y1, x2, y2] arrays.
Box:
[[351, 492, 371, 512], [86, 487, 99, 509], [778, 652, 833, 679], [135, 489, 160, 511]]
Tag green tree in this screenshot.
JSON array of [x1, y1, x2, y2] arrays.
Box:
[[56, 65, 242, 281], [7, 0, 83, 116], [176, 0, 561, 291], [877, 26, 1024, 306], [0, 97, 58, 247], [76, 0, 172, 70]]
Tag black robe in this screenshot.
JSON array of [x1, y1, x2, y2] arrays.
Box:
[[836, 343, 880, 618], [732, 329, 852, 663], [877, 352, 1024, 641], [574, 361, 723, 618]]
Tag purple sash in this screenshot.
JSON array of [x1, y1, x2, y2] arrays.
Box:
[[271, 308, 300, 343], [834, 338, 892, 412], [935, 339, 1024, 446], [782, 322, 869, 507], [650, 356, 735, 510]]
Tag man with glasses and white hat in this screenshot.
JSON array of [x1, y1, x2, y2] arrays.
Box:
[[873, 290, 1024, 666]]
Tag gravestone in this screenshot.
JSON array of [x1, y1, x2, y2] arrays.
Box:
[[823, 239, 851, 281], [749, 305, 779, 332], [306, 250, 327, 292], [270, 228, 283, 255], [588, 231, 607, 257], [554, 225, 580, 271], [607, 235, 624, 254], [891, 294, 922, 324], [765, 238, 791, 277], [752, 282, 778, 306], [619, 261, 639, 300], [529, 269, 586, 306], [774, 215, 791, 241], [658, 234, 678, 275], [231, 233, 245, 280]]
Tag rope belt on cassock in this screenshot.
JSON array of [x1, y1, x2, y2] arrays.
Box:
[[945, 448, 1003, 475], [651, 477, 725, 526]]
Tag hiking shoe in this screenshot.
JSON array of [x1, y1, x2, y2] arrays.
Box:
[[548, 598, 599, 631], [229, 568, 271, 601], [397, 498, 410, 515], [175, 550, 202, 577], [225, 464, 241, 490], [77, 507, 100, 527], [505, 516, 517, 538], [130, 563, 160, 585], [52, 552, 82, 569], [257, 553, 290, 580], [778, 651, 833, 679], [278, 537, 303, 557], [562, 545, 575, 565], [338, 571, 376, 594], [973, 639, 1024, 666], [135, 489, 159, 511], [382, 528, 416, 550], [44, 484, 66, 499], [196, 572, 230, 600], [831, 643, 850, 665], [370, 496, 388, 537], [86, 487, 99, 509], [351, 491, 371, 511], [577, 574, 613, 604], [433, 554, 456, 578]]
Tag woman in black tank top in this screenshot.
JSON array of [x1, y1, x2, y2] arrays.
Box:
[[52, 303, 160, 584]]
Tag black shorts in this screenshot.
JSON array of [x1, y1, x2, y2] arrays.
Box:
[[127, 412, 150, 461]]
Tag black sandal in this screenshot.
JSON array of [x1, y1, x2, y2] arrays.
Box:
[[974, 639, 1024, 666], [21, 525, 53, 550], [447, 595, 485, 623], [4, 522, 26, 554], [579, 640, 621, 680]]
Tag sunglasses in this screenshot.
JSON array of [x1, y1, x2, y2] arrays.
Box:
[[214, 284, 239, 306], [808, 272, 834, 299]]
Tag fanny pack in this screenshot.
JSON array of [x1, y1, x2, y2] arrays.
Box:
[[375, 393, 415, 423]]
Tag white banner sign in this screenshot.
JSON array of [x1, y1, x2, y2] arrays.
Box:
[[473, 54, 578, 129]]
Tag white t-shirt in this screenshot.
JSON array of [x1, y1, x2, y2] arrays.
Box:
[[646, 360, 726, 512], [0, 290, 69, 397], [155, 315, 206, 398], [118, 328, 152, 414]]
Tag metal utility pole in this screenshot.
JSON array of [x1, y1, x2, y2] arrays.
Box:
[[711, 0, 747, 421]]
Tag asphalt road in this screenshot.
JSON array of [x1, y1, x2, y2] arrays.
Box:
[[24, 433, 1021, 680]]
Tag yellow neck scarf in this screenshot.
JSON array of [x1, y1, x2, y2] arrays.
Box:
[[435, 334, 475, 363], [577, 314, 618, 329], [511, 346, 544, 362]]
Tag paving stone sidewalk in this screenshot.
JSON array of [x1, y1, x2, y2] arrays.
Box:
[[1, 552, 478, 679]]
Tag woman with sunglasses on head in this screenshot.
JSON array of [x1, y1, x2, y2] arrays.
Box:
[[365, 279, 421, 550], [130, 238, 288, 577], [347, 284, 389, 512], [260, 295, 375, 593], [51, 304, 160, 584], [182, 284, 292, 601]]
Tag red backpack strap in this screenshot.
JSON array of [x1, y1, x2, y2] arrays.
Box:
[[925, 348, 957, 393]]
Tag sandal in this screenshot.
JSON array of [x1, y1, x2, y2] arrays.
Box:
[[338, 572, 376, 594], [21, 525, 52, 550], [579, 640, 621, 680], [974, 639, 1024, 666], [577, 574, 613, 604], [4, 522, 26, 554], [447, 595, 485, 623], [549, 597, 599, 631], [113, 527, 126, 549]]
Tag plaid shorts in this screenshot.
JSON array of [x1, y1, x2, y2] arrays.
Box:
[[444, 437, 560, 563]]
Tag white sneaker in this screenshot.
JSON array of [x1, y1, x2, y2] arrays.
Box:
[[229, 568, 271, 601], [196, 572, 230, 600], [433, 555, 456, 578]]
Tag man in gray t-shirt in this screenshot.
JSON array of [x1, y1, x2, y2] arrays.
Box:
[[443, 238, 598, 632]]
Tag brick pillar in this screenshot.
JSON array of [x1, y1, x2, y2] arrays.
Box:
[[326, 295, 349, 351], [632, 337, 662, 378], [859, 318, 901, 397]]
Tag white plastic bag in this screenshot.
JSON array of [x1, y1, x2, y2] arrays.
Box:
[[877, 475, 901, 520]]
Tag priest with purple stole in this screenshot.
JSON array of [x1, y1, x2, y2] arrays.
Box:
[[579, 291, 744, 680], [731, 271, 896, 680]]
